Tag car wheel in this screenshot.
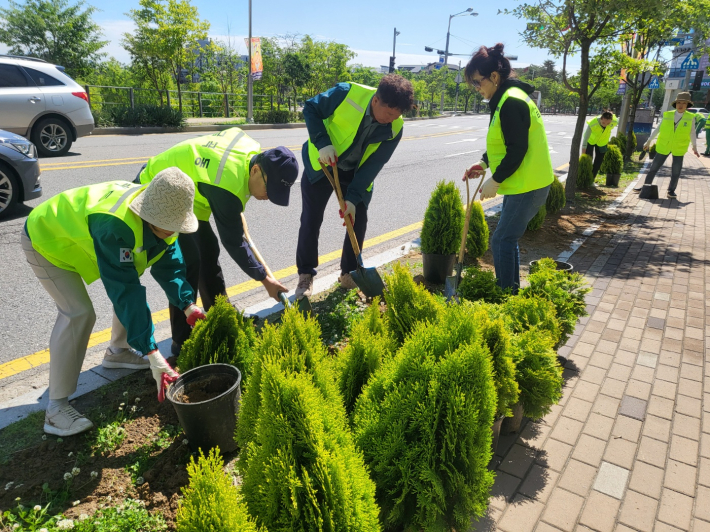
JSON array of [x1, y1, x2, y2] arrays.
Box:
[[32, 117, 73, 157], [0, 162, 19, 219]]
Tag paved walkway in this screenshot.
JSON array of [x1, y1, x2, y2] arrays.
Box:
[[477, 148, 710, 532]]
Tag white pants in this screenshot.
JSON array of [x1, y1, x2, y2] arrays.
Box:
[[21, 232, 128, 400]]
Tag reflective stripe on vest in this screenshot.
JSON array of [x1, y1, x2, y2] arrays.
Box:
[[656, 111, 696, 156], [587, 115, 618, 147], [486, 86, 554, 195], [140, 127, 258, 221], [307, 83, 404, 176], [26, 181, 176, 284]]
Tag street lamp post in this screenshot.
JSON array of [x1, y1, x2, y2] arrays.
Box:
[[454, 61, 462, 114], [440, 8, 477, 113], [390, 28, 401, 73], [247, 0, 253, 123]]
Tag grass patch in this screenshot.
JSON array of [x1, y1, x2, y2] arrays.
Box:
[[125, 425, 182, 484], [315, 287, 366, 344], [0, 410, 46, 465]]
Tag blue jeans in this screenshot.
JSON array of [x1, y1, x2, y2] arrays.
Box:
[[492, 185, 551, 292]]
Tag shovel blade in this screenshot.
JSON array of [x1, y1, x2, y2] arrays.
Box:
[[296, 296, 313, 315], [350, 266, 385, 298], [444, 263, 463, 301]]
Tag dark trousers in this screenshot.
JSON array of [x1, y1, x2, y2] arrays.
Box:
[[169, 220, 227, 348], [643, 152, 684, 193], [585, 144, 605, 177], [296, 169, 368, 276]]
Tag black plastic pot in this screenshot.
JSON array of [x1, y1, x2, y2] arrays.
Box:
[[422, 253, 456, 284], [639, 184, 659, 200], [605, 173, 621, 187], [649, 152, 656, 160], [167, 363, 242, 454], [501, 402, 524, 435], [529, 260, 573, 273]]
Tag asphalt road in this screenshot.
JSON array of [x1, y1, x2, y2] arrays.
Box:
[[0, 113, 580, 366]]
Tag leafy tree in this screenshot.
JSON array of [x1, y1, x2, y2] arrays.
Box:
[[283, 50, 312, 109], [349, 65, 383, 87], [0, 0, 107, 78]]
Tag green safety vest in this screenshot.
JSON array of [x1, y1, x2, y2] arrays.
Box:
[[587, 115, 619, 147], [140, 128, 260, 221], [26, 181, 176, 285], [487, 86, 554, 195], [656, 110, 697, 156], [307, 83, 404, 175]]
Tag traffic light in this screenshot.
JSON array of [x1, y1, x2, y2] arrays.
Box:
[[424, 46, 433, 52], [389, 56, 395, 73], [691, 70, 703, 91], [527, 22, 545, 31]]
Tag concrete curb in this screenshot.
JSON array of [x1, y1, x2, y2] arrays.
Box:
[[89, 114, 451, 136]]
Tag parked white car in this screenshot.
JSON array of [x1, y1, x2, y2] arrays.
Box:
[[0, 55, 94, 157]]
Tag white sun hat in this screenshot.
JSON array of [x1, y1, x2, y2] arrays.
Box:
[[129, 167, 198, 233]]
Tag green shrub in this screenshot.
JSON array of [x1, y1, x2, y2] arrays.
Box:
[[336, 299, 395, 416], [316, 288, 365, 343], [500, 295, 561, 346], [546, 176, 566, 214], [627, 130, 637, 156], [526, 205, 547, 231], [459, 266, 507, 304], [353, 306, 496, 531], [383, 263, 444, 345], [576, 154, 595, 189], [510, 329, 564, 419], [420, 180, 465, 255], [177, 448, 259, 532], [600, 144, 623, 174], [241, 363, 381, 532], [253, 110, 303, 123], [466, 200, 489, 258], [519, 257, 591, 347], [92, 104, 185, 128], [649, 143, 657, 155], [177, 295, 257, 378]]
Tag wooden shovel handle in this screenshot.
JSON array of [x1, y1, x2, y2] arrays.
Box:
[[320, 162, 362, 257], [458, 176, 484, 263], [241, 213, 275, 279]]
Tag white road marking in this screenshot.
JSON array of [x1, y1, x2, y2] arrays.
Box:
[[444, 149, 480, 158], [445, 138, 478, 145], [558, 131, 566, 135]]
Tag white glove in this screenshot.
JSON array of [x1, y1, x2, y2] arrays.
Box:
[[340, 200, 356, 226], [479, 178, 501, 200], [147, 350, 178, 394], [318, 145, 338, 166], [643, 142, 650, 151]]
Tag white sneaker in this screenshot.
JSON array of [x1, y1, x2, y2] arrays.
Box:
[[295, 273, 313, 299], [338, 273, 358, 290], [44, 405, 94, 437], [102, 347, 150, 370]]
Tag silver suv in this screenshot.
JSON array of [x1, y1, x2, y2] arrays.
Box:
[[0, 55, 94, 157]]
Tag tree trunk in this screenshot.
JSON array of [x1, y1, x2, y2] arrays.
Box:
[[625, 73, 645, 161]]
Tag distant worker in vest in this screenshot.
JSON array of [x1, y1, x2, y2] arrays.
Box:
[[636, 92, 699, 198], [22, 170, 204, 437], [294, 74, 415, 298], [462, 43, 553, 292], [582, 110, 618, 177], [702, 115, 710, 156], [138, 128, 299, 356]]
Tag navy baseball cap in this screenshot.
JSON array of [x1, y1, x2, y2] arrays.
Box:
[[260, 146, 299, 206]]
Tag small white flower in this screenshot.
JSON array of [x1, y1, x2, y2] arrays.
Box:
[[90, 471, 98, 479], [68, 452, 73, 457], [4, 481, 13, 490], [56, 518, 75, 529], [41, 434, 47, 441], [79, 514, 89, 521], [12, 524, 19, 530], [71, 467, 80, 476], [136, 476, 145, 485], [123, 391, 128, 397], [182, 439, 189, 445], [119, 402, 125, 407], [135, 397, 141, 403], [33, 504, 42, 511], [118, 407, 123, 411], [40, 528, 49, 532], [130, 405, 137, 413], [72, 499, 80, 506], [64, 472, 73, 481]]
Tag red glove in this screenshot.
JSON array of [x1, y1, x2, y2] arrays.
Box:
[[147, 351, 179, 402], [158, 372, 178, 403], [463, 164, 485, 181], [184, 304, 206, 327]]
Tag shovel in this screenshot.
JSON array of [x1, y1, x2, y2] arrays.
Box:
[[444, 175, 484, 302], [319, 162, 385, 298], [240, 213, 312, 315]]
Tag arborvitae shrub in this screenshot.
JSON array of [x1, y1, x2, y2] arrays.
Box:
[[459, 266, 507, 304], [235, 307, 343, 458], [178, 295, 257, 378], [627, 130, 637, 156], [600, 144, 623, 175], [420, 180, 464, 255], [336, 299, 396, 416], [576, 154, 595, 189], [176, 448, 260, 532], [546, 176, 566, 214], [526, 205, 547, 231], [499, 295, 561, 347], [519, 257, 591, 347], [614, 132, 628, 152], [241, 363, 381, 532], [353, 306, 496, 531], [383, 263, 444, 346], [466, 200, 489, 258], [510, 329, 564, 419], [649, 143, 657, 156]]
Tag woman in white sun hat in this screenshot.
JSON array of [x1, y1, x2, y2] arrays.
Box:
[[22, 168, 205, 437]]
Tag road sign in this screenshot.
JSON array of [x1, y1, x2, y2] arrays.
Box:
[[680, 52, 700, 70], [617, 82, 626, 95], [648, 77, 660, 89]]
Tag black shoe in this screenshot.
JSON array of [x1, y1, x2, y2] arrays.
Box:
[[633, 186, 644, 192], [170, 341, 181, 357], [667, 190, 677, 199]]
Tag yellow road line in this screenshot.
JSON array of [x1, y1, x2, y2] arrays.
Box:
[[41, 156, 152, 167], [0, 221, 423, 382], [555, 163, 570, 171], [43, 160, 151, 172]]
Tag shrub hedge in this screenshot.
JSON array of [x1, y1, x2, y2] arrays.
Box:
[[466, 200, 490, 258], [526, 205, 547, 231], [600, 144, 623, 175], [253, 110, 304, 124], [499, 295, 561, 347], [546, 176, 566, 214], [459, 266, 507, 304], [92, 104, 185, 128], [577, 154, 595, 189], [420, 180, 465, 255]]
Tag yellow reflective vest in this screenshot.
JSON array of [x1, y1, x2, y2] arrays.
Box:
[[656, 110, 697, 156], [587, 115, 618, 147]]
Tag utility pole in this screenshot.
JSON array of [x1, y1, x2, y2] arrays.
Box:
[[440, 8, 477, 114], [390, 28, 400, 73], [454, 61, 462, 114], [247, 0, 253, 123]]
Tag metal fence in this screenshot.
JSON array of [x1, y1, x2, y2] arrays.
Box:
[[84, 85, 301, 118]]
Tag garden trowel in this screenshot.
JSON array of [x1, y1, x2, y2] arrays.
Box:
[[445, 175, 484, 302], [320, 162, 385, 298], [240, 213, 312, 315]]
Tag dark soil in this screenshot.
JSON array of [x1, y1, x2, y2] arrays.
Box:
[[174, 374, 235, 404]]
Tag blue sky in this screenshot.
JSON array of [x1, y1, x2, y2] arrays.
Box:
[[1, 0, 582, 72]]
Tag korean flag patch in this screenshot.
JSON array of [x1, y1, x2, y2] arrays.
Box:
[[120, 248, 134, 263]]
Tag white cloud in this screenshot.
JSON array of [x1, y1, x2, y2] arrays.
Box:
[[350, 48, 438, 69], [95, 19, 134, 63]]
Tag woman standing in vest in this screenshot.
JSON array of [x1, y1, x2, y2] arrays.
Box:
[[463, 43, 553, 292], [22, 169, 204, 436], [294, 75, 415, 299], [582, 111, 618, 177], [636, 92, 699, 198]]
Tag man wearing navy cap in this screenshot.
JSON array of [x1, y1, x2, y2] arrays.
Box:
[[138, 128, 299, 355]]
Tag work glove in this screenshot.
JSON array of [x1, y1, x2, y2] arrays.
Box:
[[643, 141, 651, 151], [147, 350, 179, 402], [582, 144, 587, 152], [479, 178, 501, 200], [339, 200, 356, 226], [184, 303, 206, 327], [318, 145, 338, 166], [463, 161, 486, 181]]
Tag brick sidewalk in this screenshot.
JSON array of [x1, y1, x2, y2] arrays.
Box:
[[474, 148, 710, 532]]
